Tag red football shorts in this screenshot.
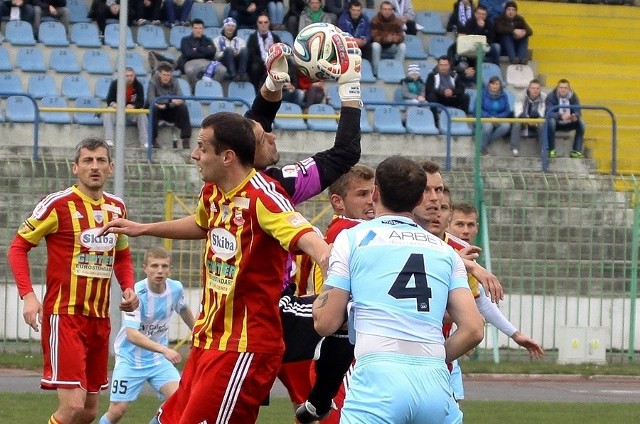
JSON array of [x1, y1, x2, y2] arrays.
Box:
[[158, 347, 282, 424], [40, 314, 110, 393], [278, 360, 314, 405]]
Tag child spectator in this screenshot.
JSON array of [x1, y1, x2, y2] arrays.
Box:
[[401, 63, 425, 103]]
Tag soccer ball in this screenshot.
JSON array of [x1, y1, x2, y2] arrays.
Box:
[[293, 23, 343, 81]]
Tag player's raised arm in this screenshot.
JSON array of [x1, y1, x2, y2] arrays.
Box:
[[100, 215, 207, 240]]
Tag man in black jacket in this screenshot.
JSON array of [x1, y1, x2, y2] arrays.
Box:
[[103, 67, 148, 147], [246, 13, 282, 92], [178, 18, 226, 90], [425, 55, 470, 113]]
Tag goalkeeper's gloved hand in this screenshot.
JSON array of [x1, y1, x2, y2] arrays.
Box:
[[317, 32, 362, 103], [264, 43, 292, 92]]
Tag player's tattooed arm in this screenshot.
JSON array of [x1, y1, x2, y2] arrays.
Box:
[[312, 286, 350, 336]]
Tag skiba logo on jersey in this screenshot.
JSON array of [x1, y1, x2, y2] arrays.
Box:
[[210, 228, 237, 260], [79, 228, 117, 251]]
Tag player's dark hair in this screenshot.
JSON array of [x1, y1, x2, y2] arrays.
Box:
[[201, 112, 256, 166], [419, 160, 440, 175], [443, 185, 452, 203], [452, 202, 478, 217], [74, 137, 111, 163], [328, 164, 374, 198], [375, 156, 426, 213], [157, 61, 174, 73], [144, 246, 171, 264]]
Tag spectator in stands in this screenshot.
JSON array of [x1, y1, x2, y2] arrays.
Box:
[[300, 75, 326, 109], [545, 78, 586, 159], [478, 0, 503, 22], [460, 5, 500, 64], [178, 18, 226, 89], [229, 0, 266, 29], [146, 61, 192, 149], [103, 67, 148, 148], [162, 0, 193, 27], [388, 0, 416, 35], [325, 0, 349, 24], [337, 0, 372, 62], [134, 0, 162, 25], [401, 63, 425, 103], [88, 0, 132, 36], [247, 13, 282, 91], [446, 0, 473, 33], [34, 0, 68, 32], [0, 0, 35, 30], [267, 0, 285, 28], [480, 75, 512, 155], [510, 78, 545, 157], [425, 55, 469, 113], [494, 0, 532, 64], [298, 0, 333, 34], [370, 0, 405, 76], [285, 0, 306, 37], [213, 17, 249, 81]]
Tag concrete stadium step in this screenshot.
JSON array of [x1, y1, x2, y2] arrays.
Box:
[[530, 23, 640, 40], [532, 49, 639, 65], [518, 1, 640, 19], [532, 36, 637, 52]]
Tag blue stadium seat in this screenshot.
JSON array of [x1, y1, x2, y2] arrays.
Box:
[[70, 22, 102, 47], [506, 89, 516, 112], [116, 51, 147, 76], [138, 76, 149, 97], [404, 34, 428, 60], [428, 35, 454, 59], [361, 85, 388, 110], [391, 87, 407, 111], [16, 47, 46, 72], [204, 27, 221, 40], [274, 102, 307, 130], [62, 75, 91, 99], [27, 74, 58, 99], [5, 21, 36, 45], [49, 48, 81, 73], [439, 107, 472, 136], [273, 30, 294, 47], [227, 81, 255, 106], [0, 73, 23, 94], [377, 59, 405, 83], [417, 58, 437, 81], [177, 78, 191, 95], [73, 97, 103, 125], [208, 100, 236, 114], [38, 21, 69, 47], [82, 49, 114, 74], [482, 62, 504, 86], [136, 24, 168, 49], [190, 2, 219, 27], [194, 80, 224, 103], [40, 96, 72, 124], [94, 76, 114, 101], [306, 103, 337, 132], [363, 8, 376, 20], [416, 11, 446, 35], [372, 106, 405, 134], [6, 95, 36, 122], [186, 100, 205, 127], [360, 110, 372, 133], [360, 59, 377, 83], [236, 28, 254, 42], [104, 23, 135, 48], [67, 0, 92, 23], [169, 25, 191, 49], [406, 107, 439, 135], [325, 84, 340, 110], [0, 47, 12, 71]]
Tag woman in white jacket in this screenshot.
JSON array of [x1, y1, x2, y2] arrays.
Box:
[[213, 17, 249, 81]]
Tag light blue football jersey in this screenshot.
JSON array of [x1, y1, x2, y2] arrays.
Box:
[[114, 278, 188, 368], [326, 215, 469, 345]]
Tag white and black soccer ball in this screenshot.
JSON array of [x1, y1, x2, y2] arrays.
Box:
[[293, 22, 343, 81]]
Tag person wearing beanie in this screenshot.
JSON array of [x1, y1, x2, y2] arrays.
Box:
[[213, 17, 250, 81], [401, 63, 425, 103], [494, 0, 533, 64]]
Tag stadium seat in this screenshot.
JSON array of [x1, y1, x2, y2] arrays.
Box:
[[16, 48, 46, 72], [506, 89, 516, 112], [62, 75, 91, 99], [138, 76, 149, 96], [391, 87, 407, 111], [325, 84, 341, 110], [428, 35, 454, 59], [274, 102, 307, 130], [209, 100, 236, 114], [177, 78, 191, 96], [482, 62, 504, 86], [405, 107, 439, 135], [363, 8, 376, 21], [136, 24, 168, 49], [104, 23, 135, 48], [361, 85, 388, 110], [360, 59, 377, 83], [194, 80, 224, 103], [67, 0, 92, 23], [6, 95, 36, 122], [273, 30, 294, 47], [186, 100, 205, 127], [38, 21, 69, 47], [27, 74, 58, 99], [204, 27, 222, 40], [372, 106, 405, 134], [40, 96, 72, 124], [82, 49, 114, 74], [404, 34, 428, 60], [170, 25, 191, 49], [306, 103, 337, 132], [227, 81, 255, 106], [236, 28, 254, 42], [466, 87, 478, 114], [377, 59, 405, 84], [417, 58, 437, 81], [5, 21, 36, 45], [360, 110, 372, 133], [191, 2, 219, 27], [439, 107, 472, 136], [416, 11, 446, 35], [116, 51, 147, 76], [70, 22, 102, 48], [0, 47, 13, 71], [49, 48, 81, 73], [506, 64, 534, 89], [0, 73, 23, 94], [94, 76, 114, 101], [73, 97, 103, 125]]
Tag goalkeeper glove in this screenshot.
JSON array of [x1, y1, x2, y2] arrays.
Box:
[[264, 43, 292, 92], [317, 32, 362, 103]]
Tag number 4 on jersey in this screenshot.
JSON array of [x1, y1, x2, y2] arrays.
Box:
[[388, 253, 432, 312]]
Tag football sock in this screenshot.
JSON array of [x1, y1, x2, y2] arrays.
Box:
[[48, 415, 63, 424], [98, 414, 112, 424]]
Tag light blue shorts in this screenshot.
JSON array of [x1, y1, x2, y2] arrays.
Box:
[[340, 353, 459, 424], [109, 360, 180, 402], [450, 359, 465, 400]]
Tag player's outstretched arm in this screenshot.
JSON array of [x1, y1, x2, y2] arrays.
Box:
[[465, 259, 504, 303], [262, 42, 291, 101], [125, 328, 182, 364], [101, 216, 207, 240], [511, 331, 544, 359], [296, 232, 331, 279], [312, 286, 350, 337], [444, 288, 485, 363]]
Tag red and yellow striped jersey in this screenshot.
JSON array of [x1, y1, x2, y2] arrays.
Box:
[[14, 185, 132, 317], [192, 170, 315, 354], [444, 232, 481, 298]]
